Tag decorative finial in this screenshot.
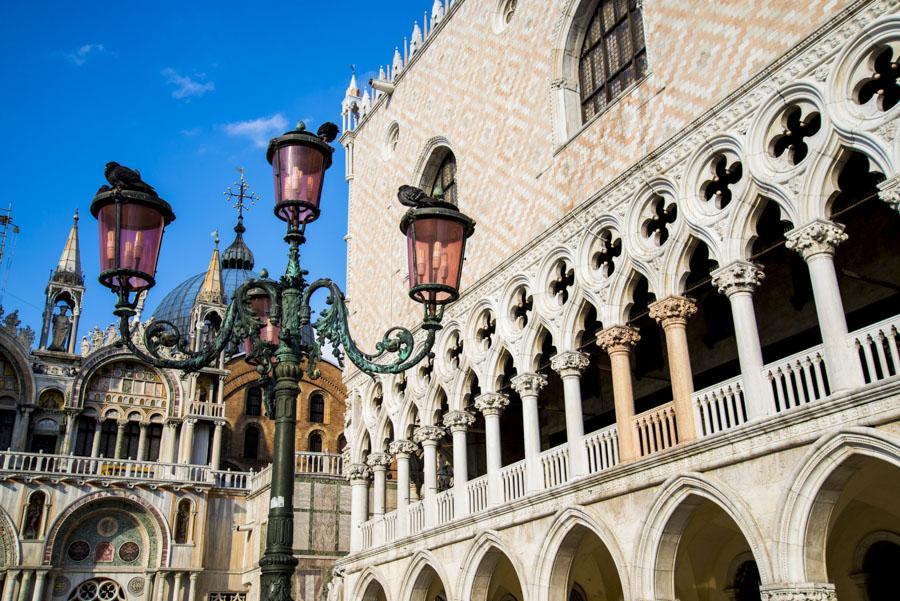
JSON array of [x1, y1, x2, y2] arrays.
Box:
[[223, 167, 260, 234], [213, 229, 219, 248], [73, 208, 79, 224], [296, 121, 306, 131], [351, 64, 356, 75]]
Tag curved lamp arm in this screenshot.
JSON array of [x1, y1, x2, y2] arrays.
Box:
[[300, 278, 440, 378], [116, 280, 267, 373]]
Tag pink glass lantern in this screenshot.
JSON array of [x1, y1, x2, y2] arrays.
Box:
[[247, 287, 280, 346], [266, 123, 334, 225], [400, 207, 475, 310], [91, 190, 175, 292]]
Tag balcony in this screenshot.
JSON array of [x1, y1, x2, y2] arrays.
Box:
[[357, 314, 899, 551], [0, 451, 345, 493], [184, 400, 225, 419]]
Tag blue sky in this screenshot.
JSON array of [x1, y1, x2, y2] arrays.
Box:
[[0, 1, 426, 343]]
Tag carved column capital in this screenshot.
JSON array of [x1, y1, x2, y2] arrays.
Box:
[[711, 260, 765, 296], [596, 325, 641, 353], [649, 296, 697, 327], [365, 452, 391, 470], [413, 425, 445, 445], [442, 410, 475, 432], [759, 583, 836, 601], [347, 463, 370, 482], [388, 439, 417, 457], [877, 175, 900, 213], [474, 393, 509, 416], [550, 351, 590, 378], [785, 219, 847, 260], [510, 372, 547, 396]]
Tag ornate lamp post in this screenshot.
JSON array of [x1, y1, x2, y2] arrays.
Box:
[[90, 123, 475, 601]]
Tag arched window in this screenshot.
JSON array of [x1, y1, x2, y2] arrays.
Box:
[[73, 416, 96, 456], [427, 151, 457, 206], [174, 499, 192, 544], [123, 422, 140, 460], [0, 409, 16, 451], [22, 491, 46, 539], [579, 0, 647, 121], [99, 419, 117, 458], [309, 393, 325, 423], [308, 431, 323, 453], [337, 434, 347, 451], [246, 386, 262, 416], [243, 424, 260, 459]]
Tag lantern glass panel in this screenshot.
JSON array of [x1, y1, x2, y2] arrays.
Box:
[[406, 217, 466, 304], [98, 202, 165, 290], [248, 292, 280, 345], [273, 144, 326, 223]]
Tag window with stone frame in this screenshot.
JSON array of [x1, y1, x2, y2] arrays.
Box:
[[243, 424, 260, 459], [309, 393, 325, 423], [245, 385, 262, 416], [308, 431, 323, 453], [428, 151, 457, 205], [579, 0, 647, 122]]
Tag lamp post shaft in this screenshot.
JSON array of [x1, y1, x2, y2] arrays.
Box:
[[259, 347, 301, 601]]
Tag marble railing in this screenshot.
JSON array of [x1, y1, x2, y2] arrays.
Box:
[[185, 400, 225, 419], [355, 314, 900, 552]]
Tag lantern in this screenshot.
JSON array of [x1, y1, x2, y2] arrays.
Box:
[[91, 189, 175, 293], [247, 286, 280, 346], [400, 207, 475, 310], [266, 123, 334, 225]]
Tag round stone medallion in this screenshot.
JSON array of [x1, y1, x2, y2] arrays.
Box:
[[96, 516, 119, 537], [52, 575, 69, 596], [127, 577, 144, 595], [66, 540, 90, 562], [118, 541, 141, 563]]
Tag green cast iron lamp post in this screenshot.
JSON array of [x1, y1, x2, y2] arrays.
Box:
[[90, 122, 475, 601]]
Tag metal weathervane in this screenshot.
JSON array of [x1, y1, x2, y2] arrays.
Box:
[[89, 121, 475, 601]]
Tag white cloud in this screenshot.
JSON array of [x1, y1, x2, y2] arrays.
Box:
[[180, 127, 201, 137], [161, 68, 215, 100], [67, 43, 105, 66], [222, 113, 288, 148]]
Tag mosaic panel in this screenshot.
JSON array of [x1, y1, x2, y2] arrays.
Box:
[[62, 510, 145, 567], [86, 361, 167, 406]]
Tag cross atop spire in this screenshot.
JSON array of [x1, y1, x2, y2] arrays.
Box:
[[224, 167, 260, 234]]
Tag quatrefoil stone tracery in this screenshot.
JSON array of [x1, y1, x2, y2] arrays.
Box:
[[592, 230, 621, 278], [510, 287, 533, 329], [856, 46, 899, 112], [548, 260, 575, 306], [642, 196, 678, 246], [771, 105, 821, 165], [701, 155, 743, 210]]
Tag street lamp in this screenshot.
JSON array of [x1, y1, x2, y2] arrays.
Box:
[[90, 122, 475, 601]]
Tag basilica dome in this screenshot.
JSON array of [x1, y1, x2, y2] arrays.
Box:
[[153, 219, 257, 337]]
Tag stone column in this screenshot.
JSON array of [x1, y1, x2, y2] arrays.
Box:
[[510, 373, 547, 492], [12, 407, 33, 451], [187, 573, 198, 601], [61, 411, 77, 455], [475, 393, 509, 505], [711, 261, 773, 419], [172, 572, 184, 601], [136, 423, 148, 461], [348, 463, 370, 552], [113, 420, 127, 459], [550, 351, 591, 477], [210, 421, 224, 469], [388, 439, 416, 536], [443, 410, 475, 515], [164, 421, 178, 463], [143, 572, 155, 601], [366, 452, 391, 517], [179, 419, 196, 464], [413, 425, 445, 526], [0, 570, 17, 601], [786, 219, 864, 390], [759, 583, 836, 601], [597, 326, 641, 462], [16, 571, 32, 601], [152, 572, 166, 601], [90, 419, 103, 457], [649, 296, 699, 443], [31, 572, 46, 601]]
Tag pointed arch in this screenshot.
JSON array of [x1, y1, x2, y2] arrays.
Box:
[[634, 472, 773, 601], [398, 550, 454, 601], [662, 233, 720, 297], [351, 567, 392, 601], [519, 321, 557, 373], [0, 503, 20, 568], [0, 330, 35, 405], [559, 291, 600, 352], [457, 530, 528, 601], [535, 506, 630, 601], [776, 427, 900, 583]]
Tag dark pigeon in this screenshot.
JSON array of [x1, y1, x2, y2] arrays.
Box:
[[317, 122, 340, 143], [105, 162, 157, 195], [397, 185, 458, 210]]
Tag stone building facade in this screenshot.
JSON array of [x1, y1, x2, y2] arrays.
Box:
[[0, 201, 349, 600], [334, 1, 900, 601]]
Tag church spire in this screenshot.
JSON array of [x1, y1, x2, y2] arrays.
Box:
[[196, 231, 224, 304], [54, 209, 83, 286], [222, 168, 258, 270]]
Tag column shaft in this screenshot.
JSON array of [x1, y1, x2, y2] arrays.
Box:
[[650, 297, 699, 443], [32, 573, 46, 601], [348, 465, 369, 552], [187, 573, 198, 601], [16, 571, 33, 601], [113, 422, 127, 459], [475, 393, 508, 505], [372, 467, 386, 516], [61, 413, 77, 455], [136, 424, 147, 461], [0, 571, 17, 601], [728, 291, 770, 417], [90, 421, 102, 457], [210, 423, 223, 469]]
